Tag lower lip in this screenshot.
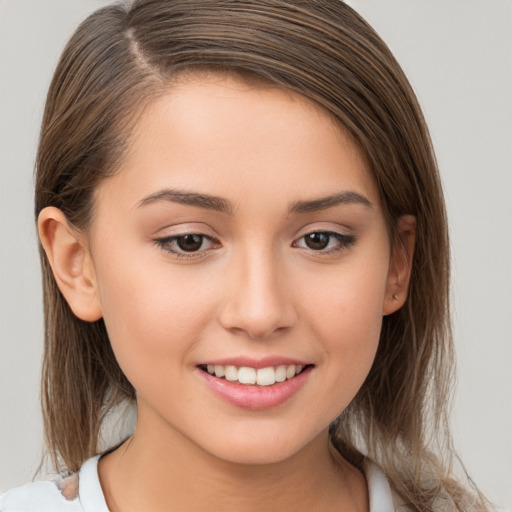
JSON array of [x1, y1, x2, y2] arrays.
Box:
[[196, 366, 312, 410]]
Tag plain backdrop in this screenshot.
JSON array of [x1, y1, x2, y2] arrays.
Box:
[[1, 0, 511, 508]]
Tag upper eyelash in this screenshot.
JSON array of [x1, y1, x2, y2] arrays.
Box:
[[154, 230, 356, 259], [296, 231, 357, 253], [154, 234, 218, 258]]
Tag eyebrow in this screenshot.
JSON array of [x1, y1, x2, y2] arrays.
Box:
[[137, 189, 234, 214], [137, 189, 372, 215], [288, 191, 372, 214]]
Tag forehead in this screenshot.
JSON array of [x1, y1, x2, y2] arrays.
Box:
[[98, 75, 379, 212]]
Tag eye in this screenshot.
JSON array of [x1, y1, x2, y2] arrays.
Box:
[[154, 233, 219, 258], [294, 231, 356, 253], [175, 234, 204, 252]]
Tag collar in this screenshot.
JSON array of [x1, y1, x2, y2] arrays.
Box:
[[78, 448, 403, 512]]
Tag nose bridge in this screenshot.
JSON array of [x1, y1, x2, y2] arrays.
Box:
[[218, 240, 296, 338]]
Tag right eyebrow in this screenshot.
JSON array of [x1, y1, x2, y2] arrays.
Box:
[[136, 189, 235, 215]]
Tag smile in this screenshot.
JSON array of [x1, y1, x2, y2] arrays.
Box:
[[196, 362, 313, 410], [200, 364, 306, 386]]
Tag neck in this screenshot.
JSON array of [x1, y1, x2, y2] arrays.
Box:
[[98, 408, 368, 512]]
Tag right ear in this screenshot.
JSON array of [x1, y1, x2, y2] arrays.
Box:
[[38, 207, 102, 322]]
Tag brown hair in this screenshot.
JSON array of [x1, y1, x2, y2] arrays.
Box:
[[35, 1, 489, 509]]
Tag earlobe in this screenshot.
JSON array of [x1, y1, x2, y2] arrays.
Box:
[[383, 215, 416, 316], [38, 207, 102, 322]]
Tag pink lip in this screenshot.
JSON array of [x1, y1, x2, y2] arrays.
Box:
[[200, 356, 308, 369], [196, 365, 312, 410]]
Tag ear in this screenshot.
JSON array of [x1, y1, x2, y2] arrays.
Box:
[[383, 215, 416, 316], [38, 207, 102, 322]]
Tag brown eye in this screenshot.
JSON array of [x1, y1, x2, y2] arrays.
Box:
[[304, 232, 330, 250], [155, 232, 220, 259], [294, 231, 357, 254], [176, 234, 204, 252]]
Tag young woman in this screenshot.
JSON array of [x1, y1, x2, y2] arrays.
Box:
[[0, 0, 493, 510]]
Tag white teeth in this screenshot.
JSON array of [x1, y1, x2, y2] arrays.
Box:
[[275, 365, 287, 382], [238, 367, 256, 384], [204, 364, 306, 385], [225, 365, 238, 382], [286, 365, 296, 379], [256, 367, 276, 386]]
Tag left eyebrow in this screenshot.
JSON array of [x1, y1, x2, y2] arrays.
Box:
[[288, 191, 373, 214]]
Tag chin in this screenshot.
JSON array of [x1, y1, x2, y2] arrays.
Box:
[[195, 426, 322, 467]]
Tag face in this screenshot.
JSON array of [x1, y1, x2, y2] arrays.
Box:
[[86, 76, 399, 464]]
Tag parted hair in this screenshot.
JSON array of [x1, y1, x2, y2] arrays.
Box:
[[35, 1, 489, 510]]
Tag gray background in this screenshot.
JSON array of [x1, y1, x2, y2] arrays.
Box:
[[1, 0, 511, 508]]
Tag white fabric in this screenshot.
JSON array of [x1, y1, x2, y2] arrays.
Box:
[[0, 456, 107, 512], [363, 459, 408, 512], [0, 455, 400, 511]]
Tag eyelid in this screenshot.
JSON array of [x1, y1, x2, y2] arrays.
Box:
[[152, 223, 356, 259], [153, 231, 222, 259], [293, 228, 357, 254], [151, 221, 217, 238]]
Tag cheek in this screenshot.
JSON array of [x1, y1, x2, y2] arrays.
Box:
[[93, 255, 216, 381], [305, 253, 388, 337], [302, 258, 388, 397]]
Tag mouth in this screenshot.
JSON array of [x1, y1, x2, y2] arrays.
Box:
[[196, 358, 314, 409], [197, 363, 312, 387]]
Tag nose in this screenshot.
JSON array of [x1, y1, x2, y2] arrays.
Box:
[[217, 246, 297, 339]]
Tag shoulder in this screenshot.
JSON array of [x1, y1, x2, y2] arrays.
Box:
[[0, 478, 81, 511], [0, 455, 107, 512]]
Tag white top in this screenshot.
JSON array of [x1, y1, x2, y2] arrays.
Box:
[[0, 455, 406, 511]]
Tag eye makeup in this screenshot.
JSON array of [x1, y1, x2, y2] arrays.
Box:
[[153, 229, 357, 261]]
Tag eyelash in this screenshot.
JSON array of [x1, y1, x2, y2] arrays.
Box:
[[154, 231, 356, 259], [154, 234, 219, 259], [293, 231, 357, 254]]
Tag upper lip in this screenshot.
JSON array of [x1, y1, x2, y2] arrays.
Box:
[[199, 356, 310, 369]]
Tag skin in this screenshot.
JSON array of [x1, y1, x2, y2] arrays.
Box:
[[39, 76, 415, 511]]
